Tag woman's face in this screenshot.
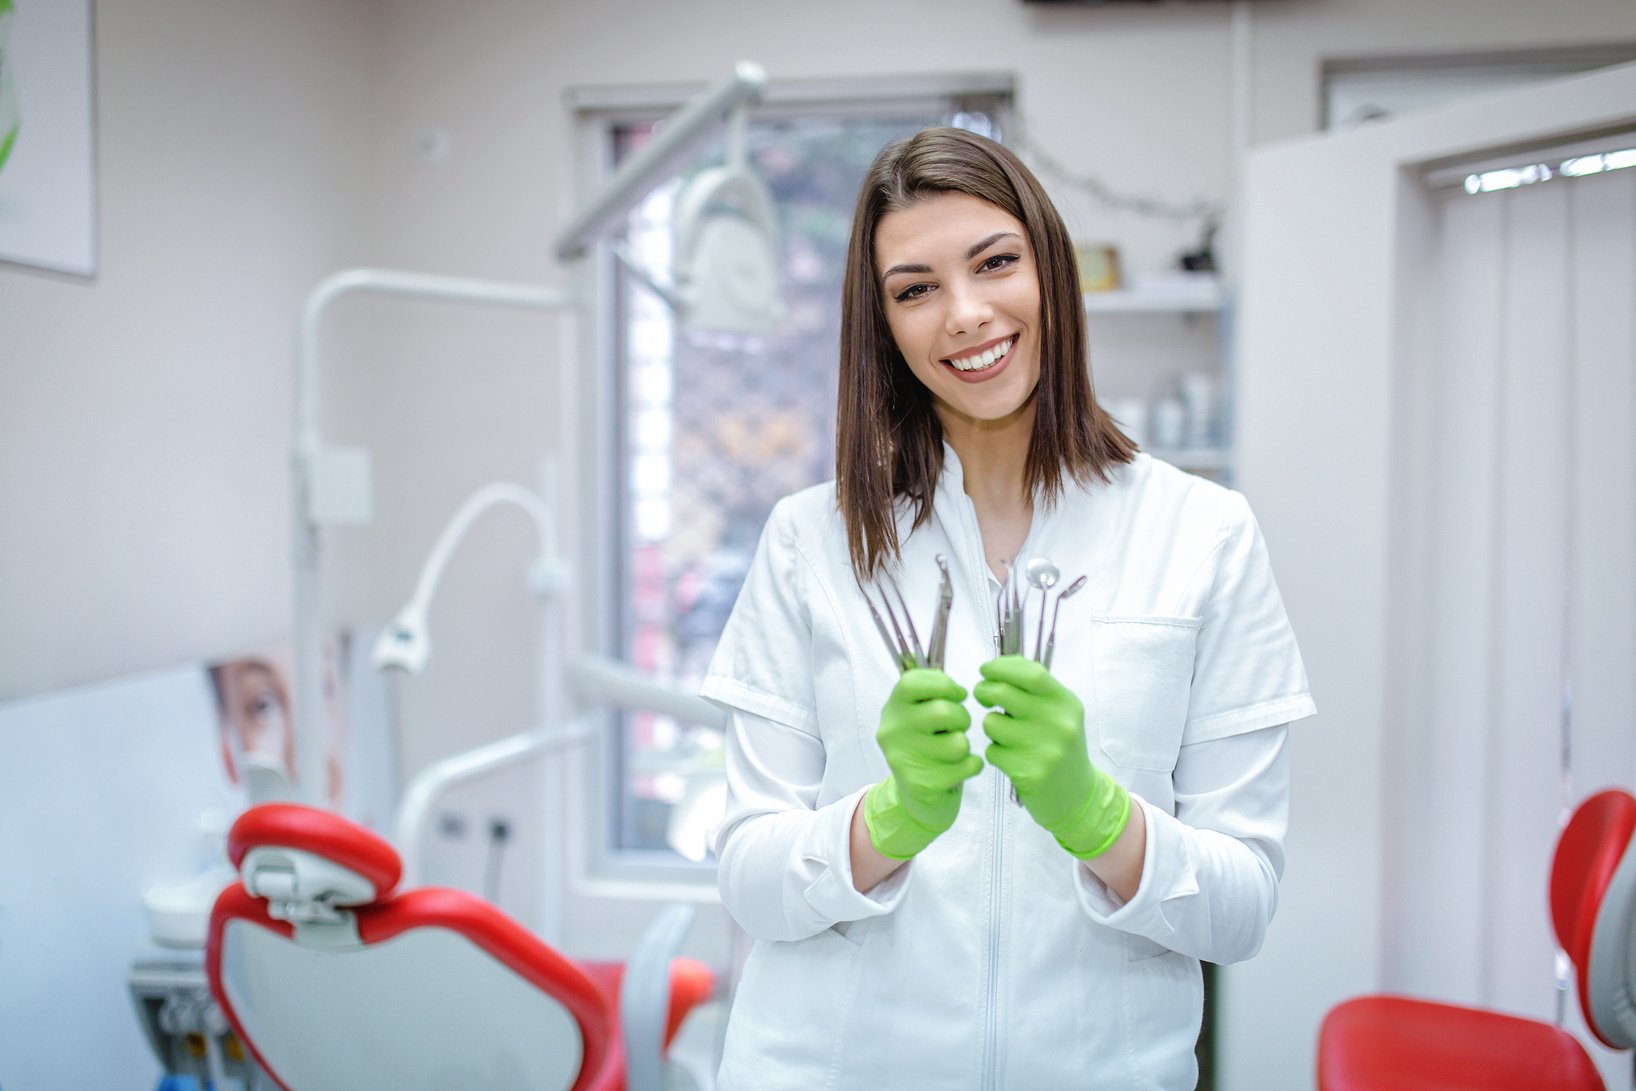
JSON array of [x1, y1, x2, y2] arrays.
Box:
[[875, 191, 1042, 434]]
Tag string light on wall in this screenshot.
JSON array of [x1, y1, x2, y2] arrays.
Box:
[[1006, 120, 1226, 272]]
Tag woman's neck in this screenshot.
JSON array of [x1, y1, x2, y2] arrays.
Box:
[[941, 408, 1034, 578]]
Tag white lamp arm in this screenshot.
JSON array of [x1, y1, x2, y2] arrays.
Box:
[[409, 483, 560, 612], [391, 654, 725, 887], [371, 482, 562, 675], [394, 720, 599, 887]]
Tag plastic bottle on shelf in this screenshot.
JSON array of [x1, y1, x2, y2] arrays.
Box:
[[1151, 386, 1187, 451]]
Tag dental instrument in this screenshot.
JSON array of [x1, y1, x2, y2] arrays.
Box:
[[889, 576, 927, 667], [996, 558, 1035, 803], [996, 560, 1026, 658], [1024, 558, 1059, 663], [864, 590, 918, 673], [1042, 574, 1088, 671], [860, 558, 956, 674], [926, 555, 953, 671]]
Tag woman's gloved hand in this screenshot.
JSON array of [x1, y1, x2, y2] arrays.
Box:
[[975, 656, 1131, 859], [862, 669, 985, 860]]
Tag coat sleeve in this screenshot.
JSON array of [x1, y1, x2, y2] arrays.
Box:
[[1073, 723, 1289, 964], [703, 497, 908, 942], [1181, 490, 1316, 744], [1070, 489, 1315, 961], [712, 707, 908, 942]]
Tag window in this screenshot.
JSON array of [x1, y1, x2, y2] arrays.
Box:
[[576, 79, 1010, 880]]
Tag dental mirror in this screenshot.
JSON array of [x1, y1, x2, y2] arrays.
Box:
[[1024, 558, 1059, 662]]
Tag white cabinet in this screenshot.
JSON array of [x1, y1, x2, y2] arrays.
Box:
[[1084, 272, 1233, 483]]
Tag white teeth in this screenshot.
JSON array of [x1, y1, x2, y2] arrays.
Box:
[[949, 337, 1013, 372]]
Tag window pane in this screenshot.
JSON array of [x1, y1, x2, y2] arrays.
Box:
[[609, 111, 993, 860]]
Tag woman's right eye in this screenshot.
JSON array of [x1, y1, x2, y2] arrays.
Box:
[[893, 283, 931, 303]]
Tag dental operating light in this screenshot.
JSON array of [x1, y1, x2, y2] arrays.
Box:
[[668, 101, 782, 333], [552, 60, 767, 263]]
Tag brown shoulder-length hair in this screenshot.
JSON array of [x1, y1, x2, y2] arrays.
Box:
[[836, 126, 1136, 581]]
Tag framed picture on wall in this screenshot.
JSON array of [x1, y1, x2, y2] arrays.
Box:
[[0, 0, 96, 277]]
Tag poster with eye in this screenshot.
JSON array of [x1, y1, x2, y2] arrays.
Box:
[[0, 0, 97, 276], [206, 625, 399, 835]]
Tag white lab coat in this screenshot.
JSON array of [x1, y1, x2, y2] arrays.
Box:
[[703, 449, 1316, 1090]]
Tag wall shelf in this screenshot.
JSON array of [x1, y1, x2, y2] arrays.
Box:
[[1086, 273, 1234, 483], [1146, 445, 1230, 472], [1084, 274, 1226, 314]]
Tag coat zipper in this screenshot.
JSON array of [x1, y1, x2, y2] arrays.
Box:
[[939, 471, 1024, 1091], [977, 534, 1007, 1091], [980, 528, 1037, 1091], [982, 763, 1006, 1091]]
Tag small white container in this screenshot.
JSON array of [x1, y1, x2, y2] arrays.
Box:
[[1178, 373, 1216, 447], [1104, 396, 1149, 449], [1151, 395, 1187, 450]]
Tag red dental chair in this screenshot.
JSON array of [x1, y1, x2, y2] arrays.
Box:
[[206, 804, 716, 1091], [1318, 788, 1636, 1090]]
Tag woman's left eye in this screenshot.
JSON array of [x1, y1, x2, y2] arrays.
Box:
[[978, 254, 1019, 273]]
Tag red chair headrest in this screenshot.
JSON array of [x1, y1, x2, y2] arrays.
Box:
[[1550, 787, 1636, 1048], [228, 803, 403, 899]]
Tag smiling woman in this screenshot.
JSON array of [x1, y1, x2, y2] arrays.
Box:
[[703, 127, 1316, 1090], [837, 128, 1134, 582]]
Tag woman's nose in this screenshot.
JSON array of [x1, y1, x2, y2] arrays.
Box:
[[943, 282, 992, 336]]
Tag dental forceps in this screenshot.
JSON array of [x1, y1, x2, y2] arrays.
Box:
[[862, 554, 954, 673], [995, 561, 1026, 657]]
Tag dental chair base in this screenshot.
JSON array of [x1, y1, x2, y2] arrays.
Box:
[[207, 803, 714, 1091], [129, 957, 262, 1089]]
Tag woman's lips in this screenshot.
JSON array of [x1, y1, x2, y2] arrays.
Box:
[[942, 335, 1016, 384]]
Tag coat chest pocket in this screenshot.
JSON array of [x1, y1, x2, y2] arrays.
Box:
[[1083, 616, 1201, 773]]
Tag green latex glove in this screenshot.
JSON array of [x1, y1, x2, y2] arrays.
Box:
[[862, 669, 985, 860], [975, 656, 1131, 859]]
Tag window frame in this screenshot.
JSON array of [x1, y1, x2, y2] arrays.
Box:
[[566, 73, 1014, 899]]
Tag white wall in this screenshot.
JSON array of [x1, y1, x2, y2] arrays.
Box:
[[0, 0, 377, 695], [1231, 61, 1636, 1090]]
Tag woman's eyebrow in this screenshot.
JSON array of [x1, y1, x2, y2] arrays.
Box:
[[965, 231, 1020, 259], [880, 232, 1023, 283], [880, 260, 931, 281]]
